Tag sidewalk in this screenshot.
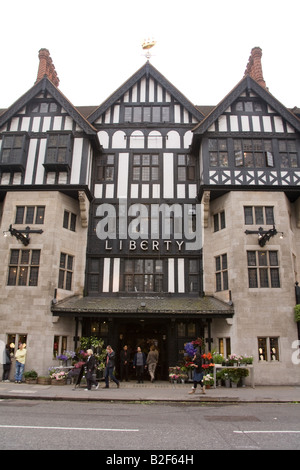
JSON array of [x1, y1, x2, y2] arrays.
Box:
[[0, 380, 299, 403]]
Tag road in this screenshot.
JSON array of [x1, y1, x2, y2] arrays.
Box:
[[0, 399, 299, 452]]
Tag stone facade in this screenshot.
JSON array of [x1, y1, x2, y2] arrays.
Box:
[[0, 191, 87, 375]]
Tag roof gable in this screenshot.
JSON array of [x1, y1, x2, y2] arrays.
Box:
[[88, 61, 204, 124], [0, 77, 97, 136], [193, 75, 300, 135]]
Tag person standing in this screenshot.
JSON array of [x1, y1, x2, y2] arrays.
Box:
[[133, 346, 147, 383], [146, 345, 159, 383], [84, 349, 99, 391], [120, 345, 129, 382], [104, 345, 120, 389], [188, 352, 206, 394], [15, 343, 27, 383], [2, 344, 12, 382]]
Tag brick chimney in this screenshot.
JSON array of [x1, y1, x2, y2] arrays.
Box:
[[35, 48, 59, 87], [244, 47, 266, 88]]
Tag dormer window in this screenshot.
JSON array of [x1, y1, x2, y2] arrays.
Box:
[[0, 133, 28, 170], [44, 132, 73, 171]]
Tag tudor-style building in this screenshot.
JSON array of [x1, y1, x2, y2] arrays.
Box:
[[0, 47, 299, 384]]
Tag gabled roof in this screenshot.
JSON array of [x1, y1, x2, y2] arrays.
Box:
[[193, 75, 300, 135], [0, 76, 97, 136], [87, 61, 204, 123]]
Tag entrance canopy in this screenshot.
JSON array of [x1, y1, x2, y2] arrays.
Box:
[[51, 295, 234, 319]]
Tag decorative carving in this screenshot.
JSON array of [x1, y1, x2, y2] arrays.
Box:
[[201, 190, 210, 228], [78, 191, 89, 228]]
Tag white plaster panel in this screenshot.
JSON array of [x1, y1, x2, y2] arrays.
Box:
[[112, 130, 126, 148], [163, 153, 174, 198], [70, 138, 83, 184], [168, 258, 175, 293], [117, 153, 129, 198]]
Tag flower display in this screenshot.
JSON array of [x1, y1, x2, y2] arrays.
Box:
[[50, 371, 67, 381], [202, 374, 214, 386], [65, 350, 76, 359], [56, 354, 68, 361], [184, 342, 197, 358]]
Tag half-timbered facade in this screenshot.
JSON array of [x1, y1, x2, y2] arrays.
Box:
[[0, 48, 299, 384]]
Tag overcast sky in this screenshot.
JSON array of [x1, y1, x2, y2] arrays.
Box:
[[1, 0, 299, 110]]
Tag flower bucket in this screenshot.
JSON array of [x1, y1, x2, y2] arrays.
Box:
[[51, 379, 66, 385]]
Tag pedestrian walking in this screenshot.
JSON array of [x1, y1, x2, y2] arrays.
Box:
[[2, 344, 12, 382], [15, 343, 27, 383], [84, 349, 99, 391], [146, 345, 159, 383], [188, 352, 206, 394], [104, 345, 120, 388], [120, 345, 129, 382], [133, 346, 147, 383]]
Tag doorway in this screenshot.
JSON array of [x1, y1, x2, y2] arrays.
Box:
[[117, 320, 168, 380]]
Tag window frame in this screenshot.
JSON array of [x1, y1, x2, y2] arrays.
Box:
[[244, 206, 274, 226], [247, 250, 280, 288], [215, 253, 228, 292], [258, 337, 280, 361], [234, 138, 274, 168], [132, 154, 159, 182], [15, 206, 45, 225], [122, 258, 164, 293], [44, 132, 73, 171], [208, 139, 228, 167], [7, 249, 40, 286], [58, 253, 74, 291]]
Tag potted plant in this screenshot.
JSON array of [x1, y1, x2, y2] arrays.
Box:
[[202, 373, 214, 388], [228, 368, 241, 387], [24, 370, 38, 384], [179, 370, 188, 383], [168, 366, 181, 383], [240, 354, 253, 365], [56, 354, 68, 365], [216, 370, 223, 386], [239, 368, 249, 387], [212, 352, 224, 365]]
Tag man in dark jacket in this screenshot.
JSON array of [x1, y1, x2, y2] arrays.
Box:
[[120, 345, 129, 382], [104, 345, 120, 389], [85, 349, 99, 391]]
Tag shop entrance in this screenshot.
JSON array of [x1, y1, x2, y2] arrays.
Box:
[[116, 320, 168, 380]]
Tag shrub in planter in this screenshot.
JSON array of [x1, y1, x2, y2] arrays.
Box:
[[24, 370, 38, 384]]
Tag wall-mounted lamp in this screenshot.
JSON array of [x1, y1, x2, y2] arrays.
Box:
[[3, 224, 43, 246], [245, 225, 283, 247]]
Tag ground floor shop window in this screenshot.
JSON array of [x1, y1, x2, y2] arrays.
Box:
[[6, 333, 27, 351], [218, 337, 231, 357], [53, 335, 67, 358], [258, 337, 279, 361]]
